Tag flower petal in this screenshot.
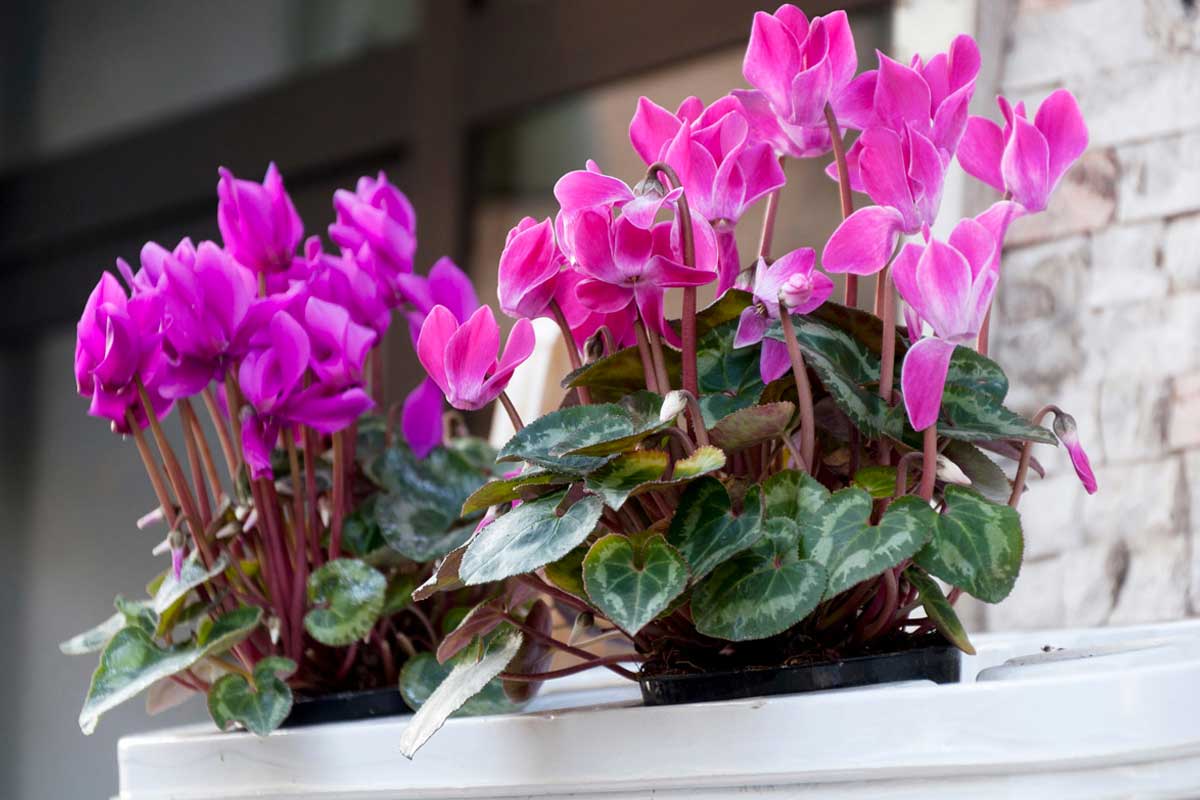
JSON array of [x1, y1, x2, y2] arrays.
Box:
[[1034, 89, 1088, 190], [444, 305, 501, 406], [874, 52, 932, 131], [901, 337, 957, 431], [1001, 114, 1051, 212], [743, 10, 802, 115], [822, 205, 905, 275], [415, 305, 459, 399], [915, 238, 973, 337], [553, 169, 633, 213], [629, 96, 681, 164], [734, 306, 767, 348], [760, 338, 792, 383], [957, 116, 1006, 193]]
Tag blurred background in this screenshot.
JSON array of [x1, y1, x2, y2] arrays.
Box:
[[0, 0, 1196, 797]]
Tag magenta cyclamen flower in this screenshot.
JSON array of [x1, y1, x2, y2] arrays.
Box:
[[893, 219, 1000, 431], [1053, 412, 1098, 494], [498, 217, 563, 320], [958, 90, 1088, 212], [551, 268, 637, 351], [306, 238, 392, 339], [630, 95, 786, 292], [396, 256, 480, 347], [75, 272, 172, 432], [734, 248, 833, 382], [329, 171, 417, 301], [217, 163, 304, 274], [417, 305, 536, 412], [732, 6, 858, 158]]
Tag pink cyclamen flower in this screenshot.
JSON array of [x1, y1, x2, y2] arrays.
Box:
[[958, 90, 1088, 212], [734, 248, 833, 383], [417, 305, 536, 411], [551, 268, 637, 351], [629, 95, 786, 292], [304, 296, 377, 387], [329, 171, 417, 302], [893, 219, 1000, 430], [217, 163, 304, 274], [732, 6, 859, 158], [1053, 412, 1098, 494], [75, 272, 173, 432], [498, 217, 563, 320], [822, 124, 948, 275], [396, 256, 480, 347]]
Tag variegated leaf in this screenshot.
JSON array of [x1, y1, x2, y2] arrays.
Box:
[[585, 450, 669, 509], [304, 559, 387, 646], [709, 401, 795, 451], [761, 469, 830, 521], [915, 485, 1023, 603], [461, 469, 571, 515], [667, 477, 762, 581], [583, 532, 689, 634]]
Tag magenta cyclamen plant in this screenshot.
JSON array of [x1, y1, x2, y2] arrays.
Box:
[[397, 4, 1098, 757], [64, 167, 533, 738]]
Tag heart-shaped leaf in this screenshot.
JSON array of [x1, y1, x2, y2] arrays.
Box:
[[399, 630, 523, 758], [668, 477, 763, 581], [567, 392, 686, 456], [303, 559, 387, 646], [943, 441, 1011, 503], [851, 465, 899, 499], [461, 469, 571, 514], [934, 387, 1057, 444], [800, 490, 937, 599], [585, 450, 669, 509], [79, 606, 262, 734], [691, 519, 826, 641], [583, 533, 689, 634], [904, 568, 975, 654], [697, 319, 765, 426], [709, 402, 795, 451], [152, 551, 230, 615], [208, 656, 297, 736], [459, 491, 604, 585], [762, 469, 831, 521], [915, 485, 1023, 603]]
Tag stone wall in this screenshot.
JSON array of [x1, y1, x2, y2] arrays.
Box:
[[982, 0, 1200, 629]]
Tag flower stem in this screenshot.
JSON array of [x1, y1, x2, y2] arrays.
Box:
[[370, 346, 384, 408], [919, 425, 938, 501], [977, 310, 992, 357], [645, 160, 699, 399], [497, 392, 525, 432], [304, 427, 323, 568], [757, 156, 786, 261], [1008, 405, 1058, 509], [181, 399, 224, 504], [126, 410, 178, 533], [178, 403, 213, 525], [201, 386, 239, 482], [779, 310, 816, 472], [633, 317, 660, 394], [223, 371, 246, 469], [501, 611, 638, 681], [328, 430, 347, 561], [824, 102, 856, 307], [550, 299, 591, 405], [878, 266, 897, 465], [500, 653, 642, 683], [646, 326, 671, 395]]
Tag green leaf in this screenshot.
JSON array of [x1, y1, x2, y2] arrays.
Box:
[[915, 485, 1023, 603], [461, 469, 571, 515], [459, 491, 604, 585], [544, 547, 587, 598], [691, 519, 826, 641], [342, 497, 385, 556], [935, 386, 1057, 444], [563, 349, 680, 403], [60, 611, 128, 656], [944, 441, 1011, 503], [945, 346, 1008, 403], [446, 436, 498, 473], [670, 445, 727, 480], [582, 533, 689, 634], [152, 551, 230, 615], [696, 320, 764, 427], [584, 450, 669, 509], [79, 606, 261, 734], [708, 402, 795, 451], [503, 601, 554, 703], [800, 490, 936, 599], [207, 656, 297, 736], [382, 574, 417, 617], [304, 559, 387, 646], [667, 478, 763, 581], [399, 630, 524, 758], [851, 465, 899, 500], [761, 469, 831, 521], [904, 568, 976, 655], [566, 392, 686, 457]]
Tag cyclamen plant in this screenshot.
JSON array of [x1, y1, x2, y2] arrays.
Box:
[[398, 5, 1098, 756], [63, 166, 532, 736]]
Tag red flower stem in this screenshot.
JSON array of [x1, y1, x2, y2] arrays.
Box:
[[515, 573, 593, 616], [181, 399, 225, 504], [878, 266, 897, 466], [328, 430, 347, 561], [550, 299, 591, 405], [644, 161, 699, 399], [370, 346, 385, 408], [283, 429, 308, 663], [646, 327, 672, 395], [257, 477, 296, 655], [978, 190, 1013, 357], [501, 611, 639, 681], [178, 403, 213, 525], [894, 451, 922, 498], [201, 386, 239, 481], [858, 567, 899, 641], [126, 411, 179, 533], [500, 654, 643, 683], [497, 391, 525, 432], [918, 425, 938, 502], [778, 311, 816, 472], [757, 156, 786, 261], [680, 391, 710, 448], [372, 629, 396, 686], [335, 643, 358, 682], [825, 103, 857, 307], [223, 371, 246, 469], [633, 318, 660, 394], [303, 427, 323, 568], [1008, 405, 1058, 509]]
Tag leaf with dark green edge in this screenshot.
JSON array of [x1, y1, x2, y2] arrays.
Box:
[[563, 346, 682, 403], [709, 402, 795, 451], [503, 600, 554, 703], [412, 541, 469, 601], [567, 391, 687, 457], [944, 441, 1011, 503], [79, 606, 262, 734], [304, 559, 387, 647], [936, 386, 1056, 444], [152, 551, 230, 615], [799, 490, 937, 600], [585, 450, 669, 509], [436, 602, 504, 663], [544, 547, 588, 598], [810, 301, 901, 356], [374, 488, 478, 562], [459, 492, 605, 585], [915, 485, 1023, 603], [583, 532, 689, 635], [668, 288, 754, 339], [761, 469, 831, 521], [381, 574, 418, 617], [342, 496, 385, 557], [904, 568, 976, 655], [207, 656, 297, 736], [852, 465, 899, 500], [60, 611, 128, 656], [696, 319, 765, 428], [668, 478, 763, 582], [446, 436, 499, 474], [353, 413, 389, 465], [944, 346, 1009, 403], [370, 443, 487, 507], [462, 469, 571, 515], [691, 519, 826, 641], [399, 630, 524, 758]]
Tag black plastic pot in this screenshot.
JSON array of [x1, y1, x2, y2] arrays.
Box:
[[638, 645, 960, 706], [281, 687, 411, 728]]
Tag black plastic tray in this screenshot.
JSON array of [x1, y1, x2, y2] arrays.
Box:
[[281, 687, 412, 728]]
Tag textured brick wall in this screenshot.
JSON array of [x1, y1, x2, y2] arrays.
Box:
[[981, 0, 1200, 630]]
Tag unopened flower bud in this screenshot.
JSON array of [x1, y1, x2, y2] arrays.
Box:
[[1053, 411, 1098, 494], [168, 528, 186, 580], [634, 175, 667, 199], [779, 272, 815, 310]]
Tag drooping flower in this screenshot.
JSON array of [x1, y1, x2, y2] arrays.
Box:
[[551, 268, 637, 351], [217, 163, 304, 274], [498, 217, 564, 320], [306, 238, 392, 339], [957, 90, 1088, 212], [733, 248, 833, 382], [629, 96, 786, 291], [75, 272, 173, 432], [1053, 411, 1098, 494], [416, 305, 536, 411], [893, 219, 1000, 430], [732, 6, 859, 158], [402, 377, 446, 459], [304, 297, 377, 387], [329, 171, 417, 302], [396, 256, 480, 346]]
